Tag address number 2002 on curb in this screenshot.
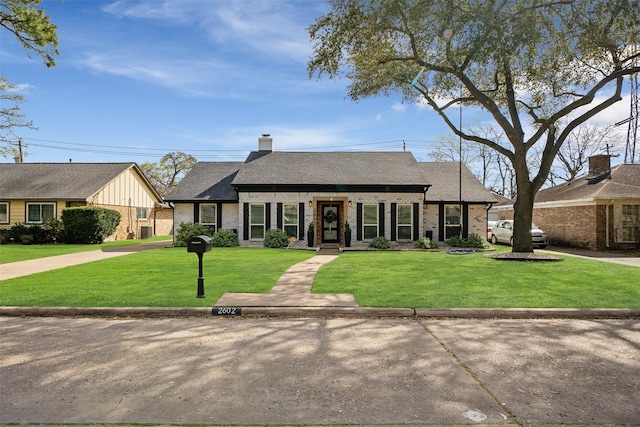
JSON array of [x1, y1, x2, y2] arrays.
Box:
[[212, 307, 241, 316]]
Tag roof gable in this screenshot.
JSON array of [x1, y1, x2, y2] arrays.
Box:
[[0, 163, 158, 200]]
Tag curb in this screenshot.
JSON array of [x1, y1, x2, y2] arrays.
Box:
[[1, 306, 639, 319]]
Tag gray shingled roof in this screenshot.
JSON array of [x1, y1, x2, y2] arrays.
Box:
[[421, 162, 498, 203], [535, 163, 640, 203], [0, 163, 152, 200], [164, 162, 243, 202], [232, 152, 429, 186]]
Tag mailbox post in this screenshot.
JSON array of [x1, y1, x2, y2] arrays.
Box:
[[187, 235, 212, 298]]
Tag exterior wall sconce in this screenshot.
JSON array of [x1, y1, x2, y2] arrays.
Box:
[[309, 201, 312, 207], [348, 200, 352, 207]]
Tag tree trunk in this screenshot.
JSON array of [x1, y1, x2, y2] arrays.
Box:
[[512, 149, 535, 253]]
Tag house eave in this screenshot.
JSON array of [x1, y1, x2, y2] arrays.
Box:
[[233, 184, 427, 193]]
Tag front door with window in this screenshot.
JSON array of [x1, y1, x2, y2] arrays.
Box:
[[322, 204, 340, 243]]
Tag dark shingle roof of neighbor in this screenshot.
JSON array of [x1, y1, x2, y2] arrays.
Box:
[[164, 162, 243, 201], [0, 162, 151, 200], [232, 151, 429, 186], [421, 162, 498, 203], [535, 163, 640, 203]]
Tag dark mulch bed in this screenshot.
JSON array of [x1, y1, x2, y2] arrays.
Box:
[[485, 252, 563, 262]]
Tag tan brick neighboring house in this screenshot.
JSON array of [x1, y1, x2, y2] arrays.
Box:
[[165, 135, 497, 247], [495, 155, 640, 250], [0, 162, 169, 241]]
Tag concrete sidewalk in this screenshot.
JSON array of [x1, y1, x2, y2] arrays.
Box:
[[0, 240, 172, 281]]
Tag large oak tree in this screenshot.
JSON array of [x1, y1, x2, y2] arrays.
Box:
[[308, 0, 640, 252]]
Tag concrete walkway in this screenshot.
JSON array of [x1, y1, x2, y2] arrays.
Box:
[[215, 250, 358, 307]]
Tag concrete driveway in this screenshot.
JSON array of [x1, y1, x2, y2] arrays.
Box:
[[1, 316, 638, 426]]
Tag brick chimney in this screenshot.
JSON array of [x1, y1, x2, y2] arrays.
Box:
[[588, 154, 611, 176], [258, 134, 274, 152]]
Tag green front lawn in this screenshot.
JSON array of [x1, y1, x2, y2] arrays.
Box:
[[0, 245, 638, 308], [312, 251, 640, 308], [0, 247, 315, 307], [0, 236, 173, 264]]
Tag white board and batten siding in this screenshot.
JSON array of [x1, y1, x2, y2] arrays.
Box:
[[91, 167, 158, 209]]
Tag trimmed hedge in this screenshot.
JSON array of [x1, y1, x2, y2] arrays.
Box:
[[62, 207, 121, 244]]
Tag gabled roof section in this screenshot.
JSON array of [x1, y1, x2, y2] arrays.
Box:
[[535, 163, 640, 203], [0, 162, 158, 200], [420, 162, 498, 203], [164, 162, 243, 202], [232, 152, 428, 186]]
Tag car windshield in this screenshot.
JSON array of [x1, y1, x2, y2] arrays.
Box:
[[531, 223, 539, 229]]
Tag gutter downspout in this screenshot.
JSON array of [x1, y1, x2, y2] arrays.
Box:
[[605, 200, 614, 248]]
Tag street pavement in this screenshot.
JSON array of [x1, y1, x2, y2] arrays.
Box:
[[1, 316, 639, 426]]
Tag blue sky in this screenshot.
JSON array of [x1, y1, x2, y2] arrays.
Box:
[[1, 0, 632, 165]]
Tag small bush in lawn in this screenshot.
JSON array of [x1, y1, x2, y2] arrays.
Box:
[[446, 233, 486, 248], [175, 222, 213, 247], [8, 224, 29, 243], [414, 237, 438, 249], [211, 229, 240, 247], [42, 218, 64, 243], [369, 236, 391, 250], [263, 228, 290, 248]]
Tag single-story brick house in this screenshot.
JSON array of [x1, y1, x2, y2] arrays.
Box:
[[0, 162, 172, 240], [165, 135, 497, 247], [494, 155, 640, 250]]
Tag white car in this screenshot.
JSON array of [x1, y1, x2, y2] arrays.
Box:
[[489, 220, 548, 248]]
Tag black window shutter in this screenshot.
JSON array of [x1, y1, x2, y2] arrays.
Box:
[[379, 202, 385, 238], [193, 203, 200, 223], [413, 203, 420, 240], [276, 203, 283, 229], [243, 203, 249, 240], [216, 202, 223, 232], [390, 203, 397, 241], [265, 203, 271, 231], [438, 204, 445, 241], [462, 204, 469, 238], [356, 203, 363, 241], [299, 202, 305, 239]]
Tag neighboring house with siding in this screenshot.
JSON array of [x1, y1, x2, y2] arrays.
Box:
[[165, 135, 497, 247], [494, 155, 640, 250], [0, 162, 170, 240]]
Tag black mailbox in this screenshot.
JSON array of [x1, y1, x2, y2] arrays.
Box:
[[187, 235, 212, 254], [187, 235, 212, 298]]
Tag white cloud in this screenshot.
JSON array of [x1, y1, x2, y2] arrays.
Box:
[[392, 102, 407, 112]]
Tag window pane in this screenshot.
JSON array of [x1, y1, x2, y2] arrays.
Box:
[[136, 207, 148, 220], [364, 225, 377, 239], [42, 204, 54, 221], [445, 205, 461, 225], [0, 203, 7, 223], [398, 204, 412, 224], [250, 204, 264, 224], [200, 204, 216, 224], [250, 225, 264, 239], [27, 204, 41, 222], [363, 204, 377, 225], [398, 225, 412, 240], [284, 204, 298, 224], [284, 225, 297, 238]]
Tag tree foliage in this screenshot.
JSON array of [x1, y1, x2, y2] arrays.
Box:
[[0, 77, 35, 159], [0, 0, 59, 67], [309, 0, 640, 252], [1, 0, 59, 156], [140, 152, 197, 197]]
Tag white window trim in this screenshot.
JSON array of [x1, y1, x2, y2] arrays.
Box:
[[0, 201, 8, 224], [614, 204, 640, 243], [199, 203, 217, 231], [283, 203, 299, 238], [363, 203, 378, 240], [26, 202, 56, 224], [397, 204, 413, 241], [136, 207, 149, 220], [250, 203, 265, 240]]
